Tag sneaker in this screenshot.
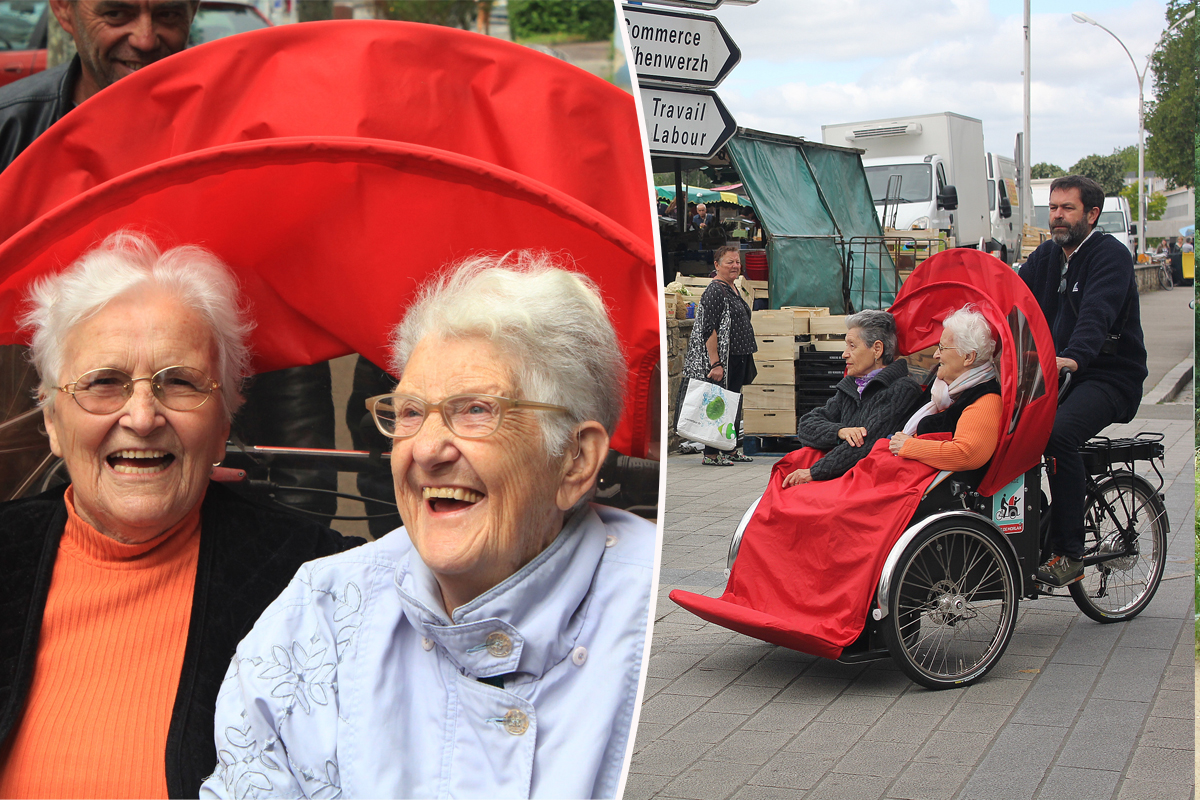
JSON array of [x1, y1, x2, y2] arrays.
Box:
[[703, 454, 734, 466], [727, 452, 754, 463], [1036, 554, 1084, 587]]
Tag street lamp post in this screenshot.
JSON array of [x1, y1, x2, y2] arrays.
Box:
[[1071, 9, 1194, 259]]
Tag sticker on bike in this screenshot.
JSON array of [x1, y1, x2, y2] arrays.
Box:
[[992, 475, 1024, 533]]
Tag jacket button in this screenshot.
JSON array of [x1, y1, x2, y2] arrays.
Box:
[[502, 709, 529, 736], [421, 637, 435, 651], [605, 535, 617, 547], [571, 646, 588, 666], [485, 631, 513, 658]]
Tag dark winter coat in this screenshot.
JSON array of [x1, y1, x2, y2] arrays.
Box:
[[1019, 232, 1147, 421], [0, 57, 77, 172], [796, 359, 923, 480]]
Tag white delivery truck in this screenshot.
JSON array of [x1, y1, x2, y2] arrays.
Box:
[[822, 112, 990, 251], [986, 152, 1020, 264], [1031, 181, 1135, 257]]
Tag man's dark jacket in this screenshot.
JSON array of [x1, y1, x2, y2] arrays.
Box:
[[0, 482, 363, 796], [1018, 231, 1147, 420], [0, 57, 77, 172], [796, 358, 923, 480]]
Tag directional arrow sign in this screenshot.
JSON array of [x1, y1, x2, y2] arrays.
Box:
[[623, 5, 741, 88], [641, 86, 736, 159]]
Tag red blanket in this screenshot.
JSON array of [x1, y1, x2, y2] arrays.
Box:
[[671, 438, 944, 659]]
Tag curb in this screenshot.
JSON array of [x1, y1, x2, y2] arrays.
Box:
[[1140, 349, 1194, 406]]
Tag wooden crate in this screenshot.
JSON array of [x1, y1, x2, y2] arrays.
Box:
[[754, 359, 795, 384], [751, 309, 794, 336], [812, 339, 845, 352], [663, 291, 677, 319], [744, 409, 796, 436], [809, 315, 849, 337], [742, 384, 794, 410], [754, 336, 792, 361]]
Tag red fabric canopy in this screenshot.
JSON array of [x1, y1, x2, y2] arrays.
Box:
[[0, 21, 658, 456], [890, 248, 1057, 496]]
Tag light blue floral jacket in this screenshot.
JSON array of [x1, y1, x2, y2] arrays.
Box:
[[199, 505, 655, 799]]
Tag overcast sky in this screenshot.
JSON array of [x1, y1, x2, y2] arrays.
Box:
[[696, 0, 1172, 170]]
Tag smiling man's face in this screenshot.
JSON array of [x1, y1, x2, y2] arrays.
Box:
[[50, 0, 196, 104]]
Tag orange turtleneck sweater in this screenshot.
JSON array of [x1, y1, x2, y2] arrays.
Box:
[[0, 487, 202, 799]]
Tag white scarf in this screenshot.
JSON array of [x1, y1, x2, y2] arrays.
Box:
[[902, 362, 998, 435]]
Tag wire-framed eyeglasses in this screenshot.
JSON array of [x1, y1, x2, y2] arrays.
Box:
[[57, 366, 220, 414], [365, 393, 569, 439], [934, 343, 959, 354]]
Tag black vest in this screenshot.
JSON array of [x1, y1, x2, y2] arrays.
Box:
[[915, 379, 1001, 486]]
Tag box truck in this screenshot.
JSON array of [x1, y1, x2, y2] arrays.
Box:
[[986, 152, 1020, 265], [1031, 181, 1135, 257], [822, 112, 990, 250]]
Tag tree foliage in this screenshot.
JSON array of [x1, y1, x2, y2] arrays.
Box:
[[296, 0, 333, 22], [507, 0, 613, 42], [382, 1, 476, 28], [1068, 153, 1126, 195], [1031, 163, 1066, 179], [1118, 184, 1167, 220], [1113, 144, 1138, 173], [1145, 0, 1194, 187]]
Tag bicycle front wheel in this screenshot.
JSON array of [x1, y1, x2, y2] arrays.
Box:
[[882, 517, 1018, 689], [1069, 472, 1168, 622]]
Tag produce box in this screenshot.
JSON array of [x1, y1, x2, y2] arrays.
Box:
[[754, 336, 793, 361], [744, 409, 796, 436], [742, 384, 794, 410], [754, 359, 795, 384], [751, 309, 794, 336]]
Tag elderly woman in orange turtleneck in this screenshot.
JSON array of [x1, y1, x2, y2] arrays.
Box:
[[0, 231, 356, 799]]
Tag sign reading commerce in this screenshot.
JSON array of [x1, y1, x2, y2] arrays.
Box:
[[623, 4, 740, 88], [640, 86, 736, 159]]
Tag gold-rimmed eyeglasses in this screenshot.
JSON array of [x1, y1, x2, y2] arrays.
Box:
[[57, 366, 220, 414], [365, 393, 568, 439], [935, 344, 958, 354]]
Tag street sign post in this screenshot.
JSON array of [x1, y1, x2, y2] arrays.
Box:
[[640, 86, 736, 160], [623, 5, 740, 88]]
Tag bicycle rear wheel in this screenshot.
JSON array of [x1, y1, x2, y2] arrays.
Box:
[[1068, 472, 1168, 622], [1159, 265, 1174, 290]]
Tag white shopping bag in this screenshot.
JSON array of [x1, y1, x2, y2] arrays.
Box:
[[675, 378, 740, 451]]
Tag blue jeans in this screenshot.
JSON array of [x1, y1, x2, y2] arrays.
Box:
[[1046, 379, 1125, 560]]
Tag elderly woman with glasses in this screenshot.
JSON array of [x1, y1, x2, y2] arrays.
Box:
[[888, 304, 1001, 476], [202, 254, 656, 800], [0, 232, 356, 798]]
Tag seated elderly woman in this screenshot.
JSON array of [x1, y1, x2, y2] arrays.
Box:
[[888, 304, 1001, 475], [783, 310, 921, 486], [0, 232, 355, 798], [202, 254, 656, 800]]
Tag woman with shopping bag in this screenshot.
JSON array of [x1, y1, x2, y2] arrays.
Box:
[[680, 245, 757, 465]]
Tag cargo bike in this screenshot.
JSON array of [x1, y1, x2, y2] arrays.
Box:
[[673, 249, 1167, 689]]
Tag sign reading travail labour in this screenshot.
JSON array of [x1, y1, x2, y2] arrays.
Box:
[[623, 5, 740, 88], [640, 86, 735, 159]]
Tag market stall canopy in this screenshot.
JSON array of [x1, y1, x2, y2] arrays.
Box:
[[0, 21, 658, 456], [727, 129, 890, 313], [655, 185, 750, 207]]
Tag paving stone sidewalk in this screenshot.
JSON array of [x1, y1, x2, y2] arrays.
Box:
[[627, 404, 1194, 800]]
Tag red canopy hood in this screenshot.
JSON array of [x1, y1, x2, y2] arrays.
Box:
[[890, 248, 1057, 496], [0, 21, 659, 456]]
